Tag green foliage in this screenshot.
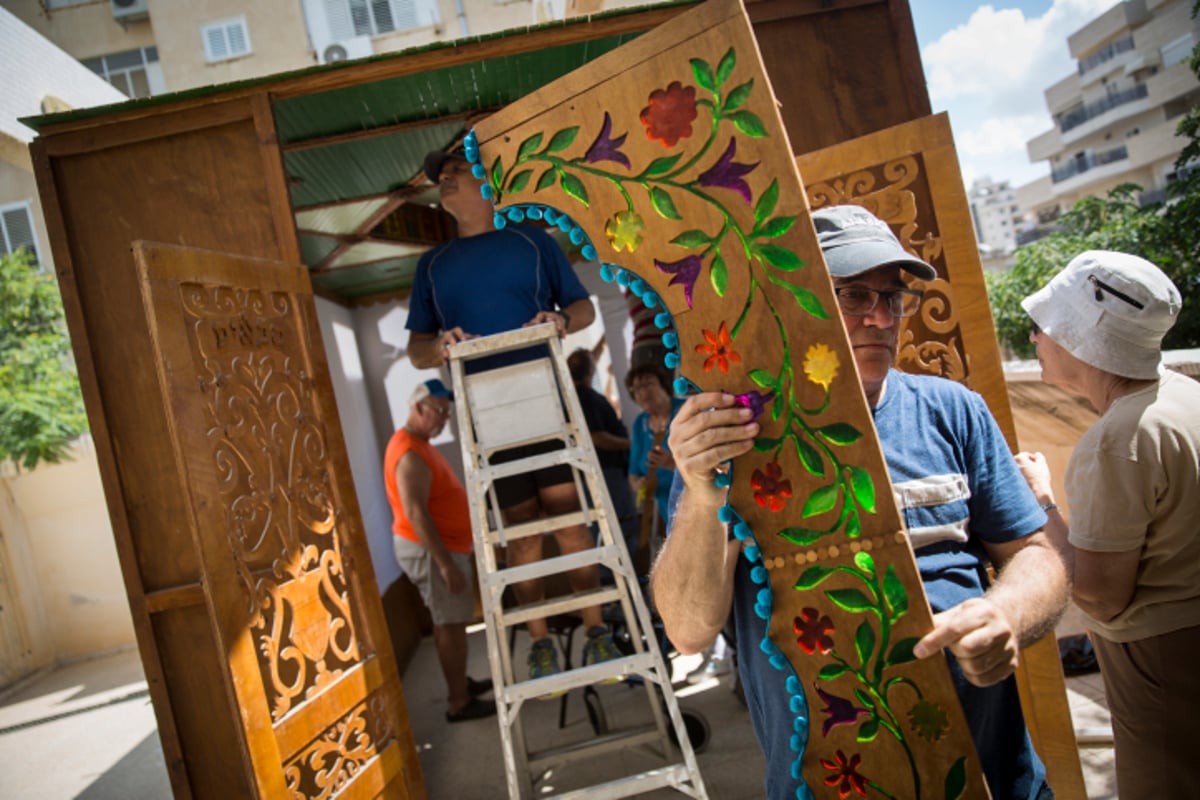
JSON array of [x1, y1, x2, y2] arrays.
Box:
[[989, 8, 1200, 358], [0, 250, 88, 469]]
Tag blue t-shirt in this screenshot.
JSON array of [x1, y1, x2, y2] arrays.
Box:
[[630, 397, 684, 523], [706, 371, 1049, 799], [406, 225, 590, 372]]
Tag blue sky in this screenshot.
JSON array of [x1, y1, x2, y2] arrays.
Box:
[[907, 0, 1118, 189]]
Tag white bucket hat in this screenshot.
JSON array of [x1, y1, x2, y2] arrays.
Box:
[[1021, 250, 1181, 380]]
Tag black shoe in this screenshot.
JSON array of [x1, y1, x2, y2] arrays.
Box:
[[445, 696, 496, 723], [467, 676, 493, 697]]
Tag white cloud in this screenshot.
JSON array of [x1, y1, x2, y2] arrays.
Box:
[[922, 0, 1117, 187]]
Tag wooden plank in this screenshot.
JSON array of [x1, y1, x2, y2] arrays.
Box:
[[251, 92, 303, 266]]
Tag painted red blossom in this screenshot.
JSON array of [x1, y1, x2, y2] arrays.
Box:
[[751, 459, 792, 512], [820, 750, 870, 799], [640, 81, 698, 147], [794, 607, 835, 655], [695, 322, 741, 373]]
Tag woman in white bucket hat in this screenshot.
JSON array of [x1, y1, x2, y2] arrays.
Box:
[[1014, 250, 1200, 798]]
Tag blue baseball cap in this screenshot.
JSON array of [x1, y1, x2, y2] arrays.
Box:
[[410, 378, 454, 405]]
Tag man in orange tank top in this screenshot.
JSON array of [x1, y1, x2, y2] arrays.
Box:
[[385, 379, 495, 723]]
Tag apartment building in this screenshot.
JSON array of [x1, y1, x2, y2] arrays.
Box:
[[967, 176, 1020, 269], [1017, 0, 1199, 240]]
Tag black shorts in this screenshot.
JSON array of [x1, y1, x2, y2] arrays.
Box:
[[491, 440, 574, 509]]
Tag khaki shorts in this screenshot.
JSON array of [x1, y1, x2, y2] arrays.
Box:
[[393, 536, 476, 626]]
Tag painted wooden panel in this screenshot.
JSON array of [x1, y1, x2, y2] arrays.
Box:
[[471, 0, 989, 796]]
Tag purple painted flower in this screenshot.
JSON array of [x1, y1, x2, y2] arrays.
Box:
[[815, 685, 871, 737], [733, 390, 773, 422], [697, 138, 759, 204], [654, 255, 702, 309], [584, 112, 631, 169]]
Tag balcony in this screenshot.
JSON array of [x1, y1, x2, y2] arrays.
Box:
[[1077, 35, 1135, 77], [1051, 145, 1129, 183], [1059, 84, 1149, 133]]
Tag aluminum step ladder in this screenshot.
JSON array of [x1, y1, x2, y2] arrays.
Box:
[[447, 323, 707, 800]]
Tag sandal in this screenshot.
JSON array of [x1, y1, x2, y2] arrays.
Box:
[[445, 696, 496, 723]]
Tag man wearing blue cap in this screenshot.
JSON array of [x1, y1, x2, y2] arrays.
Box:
[[386, 378, 495, 722], [652, 206, 1068, 798]]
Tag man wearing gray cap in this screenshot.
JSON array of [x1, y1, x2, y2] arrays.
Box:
[[1015, 251, 1200, 798], [652, 205, 1067, 798]]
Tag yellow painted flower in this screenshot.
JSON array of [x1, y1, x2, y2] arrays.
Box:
[[803, 343, 839, 390], [605, 210, 645, 253]]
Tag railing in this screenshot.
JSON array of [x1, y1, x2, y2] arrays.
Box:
[[1059, 84, 1149, 133], [1051, 145, 1129, 183], [1078, 36, 1135, 75]]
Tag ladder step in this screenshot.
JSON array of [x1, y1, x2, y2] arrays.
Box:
[[488, 545, 623, 588], [473, 445, 592, 482], [528, 724, 661, 771], [484, 510, 594, 546], [545, 764, 701, 800], [503, 652, 661, 706], [499, 586, 624, 629]]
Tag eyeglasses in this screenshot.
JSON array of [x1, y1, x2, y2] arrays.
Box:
[[1030, 321, 1041, 336], [834, 286, 924, 318], [422, 402, 452, 417]]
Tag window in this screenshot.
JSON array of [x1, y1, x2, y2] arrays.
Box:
[[1162, 34, 1195, 70], [325, 0, 420, 39], [202, 17, 252, 63], [45, 0, 93, 7], [81, 47, 160, 98], [1, 203, 41, 267]]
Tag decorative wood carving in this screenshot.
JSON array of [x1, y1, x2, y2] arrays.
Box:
[[470, 0, 989, 796]]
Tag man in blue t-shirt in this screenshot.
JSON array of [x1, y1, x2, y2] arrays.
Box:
[[407, 151, 621, 685], [651, 205, 1068, 799]]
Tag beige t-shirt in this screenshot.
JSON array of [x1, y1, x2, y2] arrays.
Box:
[[1066, 370, 1200, 643]]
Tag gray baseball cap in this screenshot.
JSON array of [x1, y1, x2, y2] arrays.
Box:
[[812, 205, 937, 281]]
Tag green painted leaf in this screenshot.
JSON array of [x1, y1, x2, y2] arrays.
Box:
[[724, 79, 753, 112], [760, 216, 796, 238], [517, 132, 544, 159], [795, 438, 825, 477], [546, 127, 580, 153], [855, 620, 876, 666], [710, 253, 728, 297], [650, 186, 681, 220], [754, 180, 779, 225], [749, 368, 776, 389], [794, 564, 835, 590], [753, 436, 780, 453], [857, 718, 879, 743], [846, 510, 861, 538], [816, 423, 863, 445], [507, 169, 532, 194], [887, 637, 920, 666], [802, 483, 839, 518], [731, 110, 767, 137], [716, 48, 736, 85], [818, 662, 848, 680], [848, 466, 876, 512], [945, 757, 968, 800], [671, 229, 711, 249], [853, 551, 875, 578], [779, 282, 830, 319], [535, 168, 557, 192], [883, 565, 909, 619], [560, 172, 590, 207], [491, 156, 504, 187], [644, 153, 682, 177], [827, 588, 876, 613], [756, 244, 803, 271], [690, 58, 715, 91], [853, 688, 876, 710], [772, 392, 784, 419], [780, 526, 834, 547]]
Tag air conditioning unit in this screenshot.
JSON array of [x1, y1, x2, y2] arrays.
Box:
[[320, 36, 374, 65], [111, 0, 149, 23]]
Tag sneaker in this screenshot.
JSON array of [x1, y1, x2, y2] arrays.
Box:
[[445, 696, 496, 723], [686, 656, 731, 685], [582, 626, 624, 685], [528, 638, 565, 699]]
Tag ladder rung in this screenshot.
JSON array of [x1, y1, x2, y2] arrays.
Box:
[[528, 724, 660, 770], [502, 652, 660, 706], [498, 586, 624, 628], [484, 510, 593, 546], [487, 546, 622, 588], [544, 764, 700, 800], [472, 445, 591, 482]]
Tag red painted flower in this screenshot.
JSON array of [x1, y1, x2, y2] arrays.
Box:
[[695, 322, 740, 373], [820, 750, 869, 799], [751, 459, 792, 512], [793, 607, 835, 655], [640, 81, 698, 147]]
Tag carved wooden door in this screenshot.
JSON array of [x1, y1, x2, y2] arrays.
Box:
[[132, 240, 424, 799]]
